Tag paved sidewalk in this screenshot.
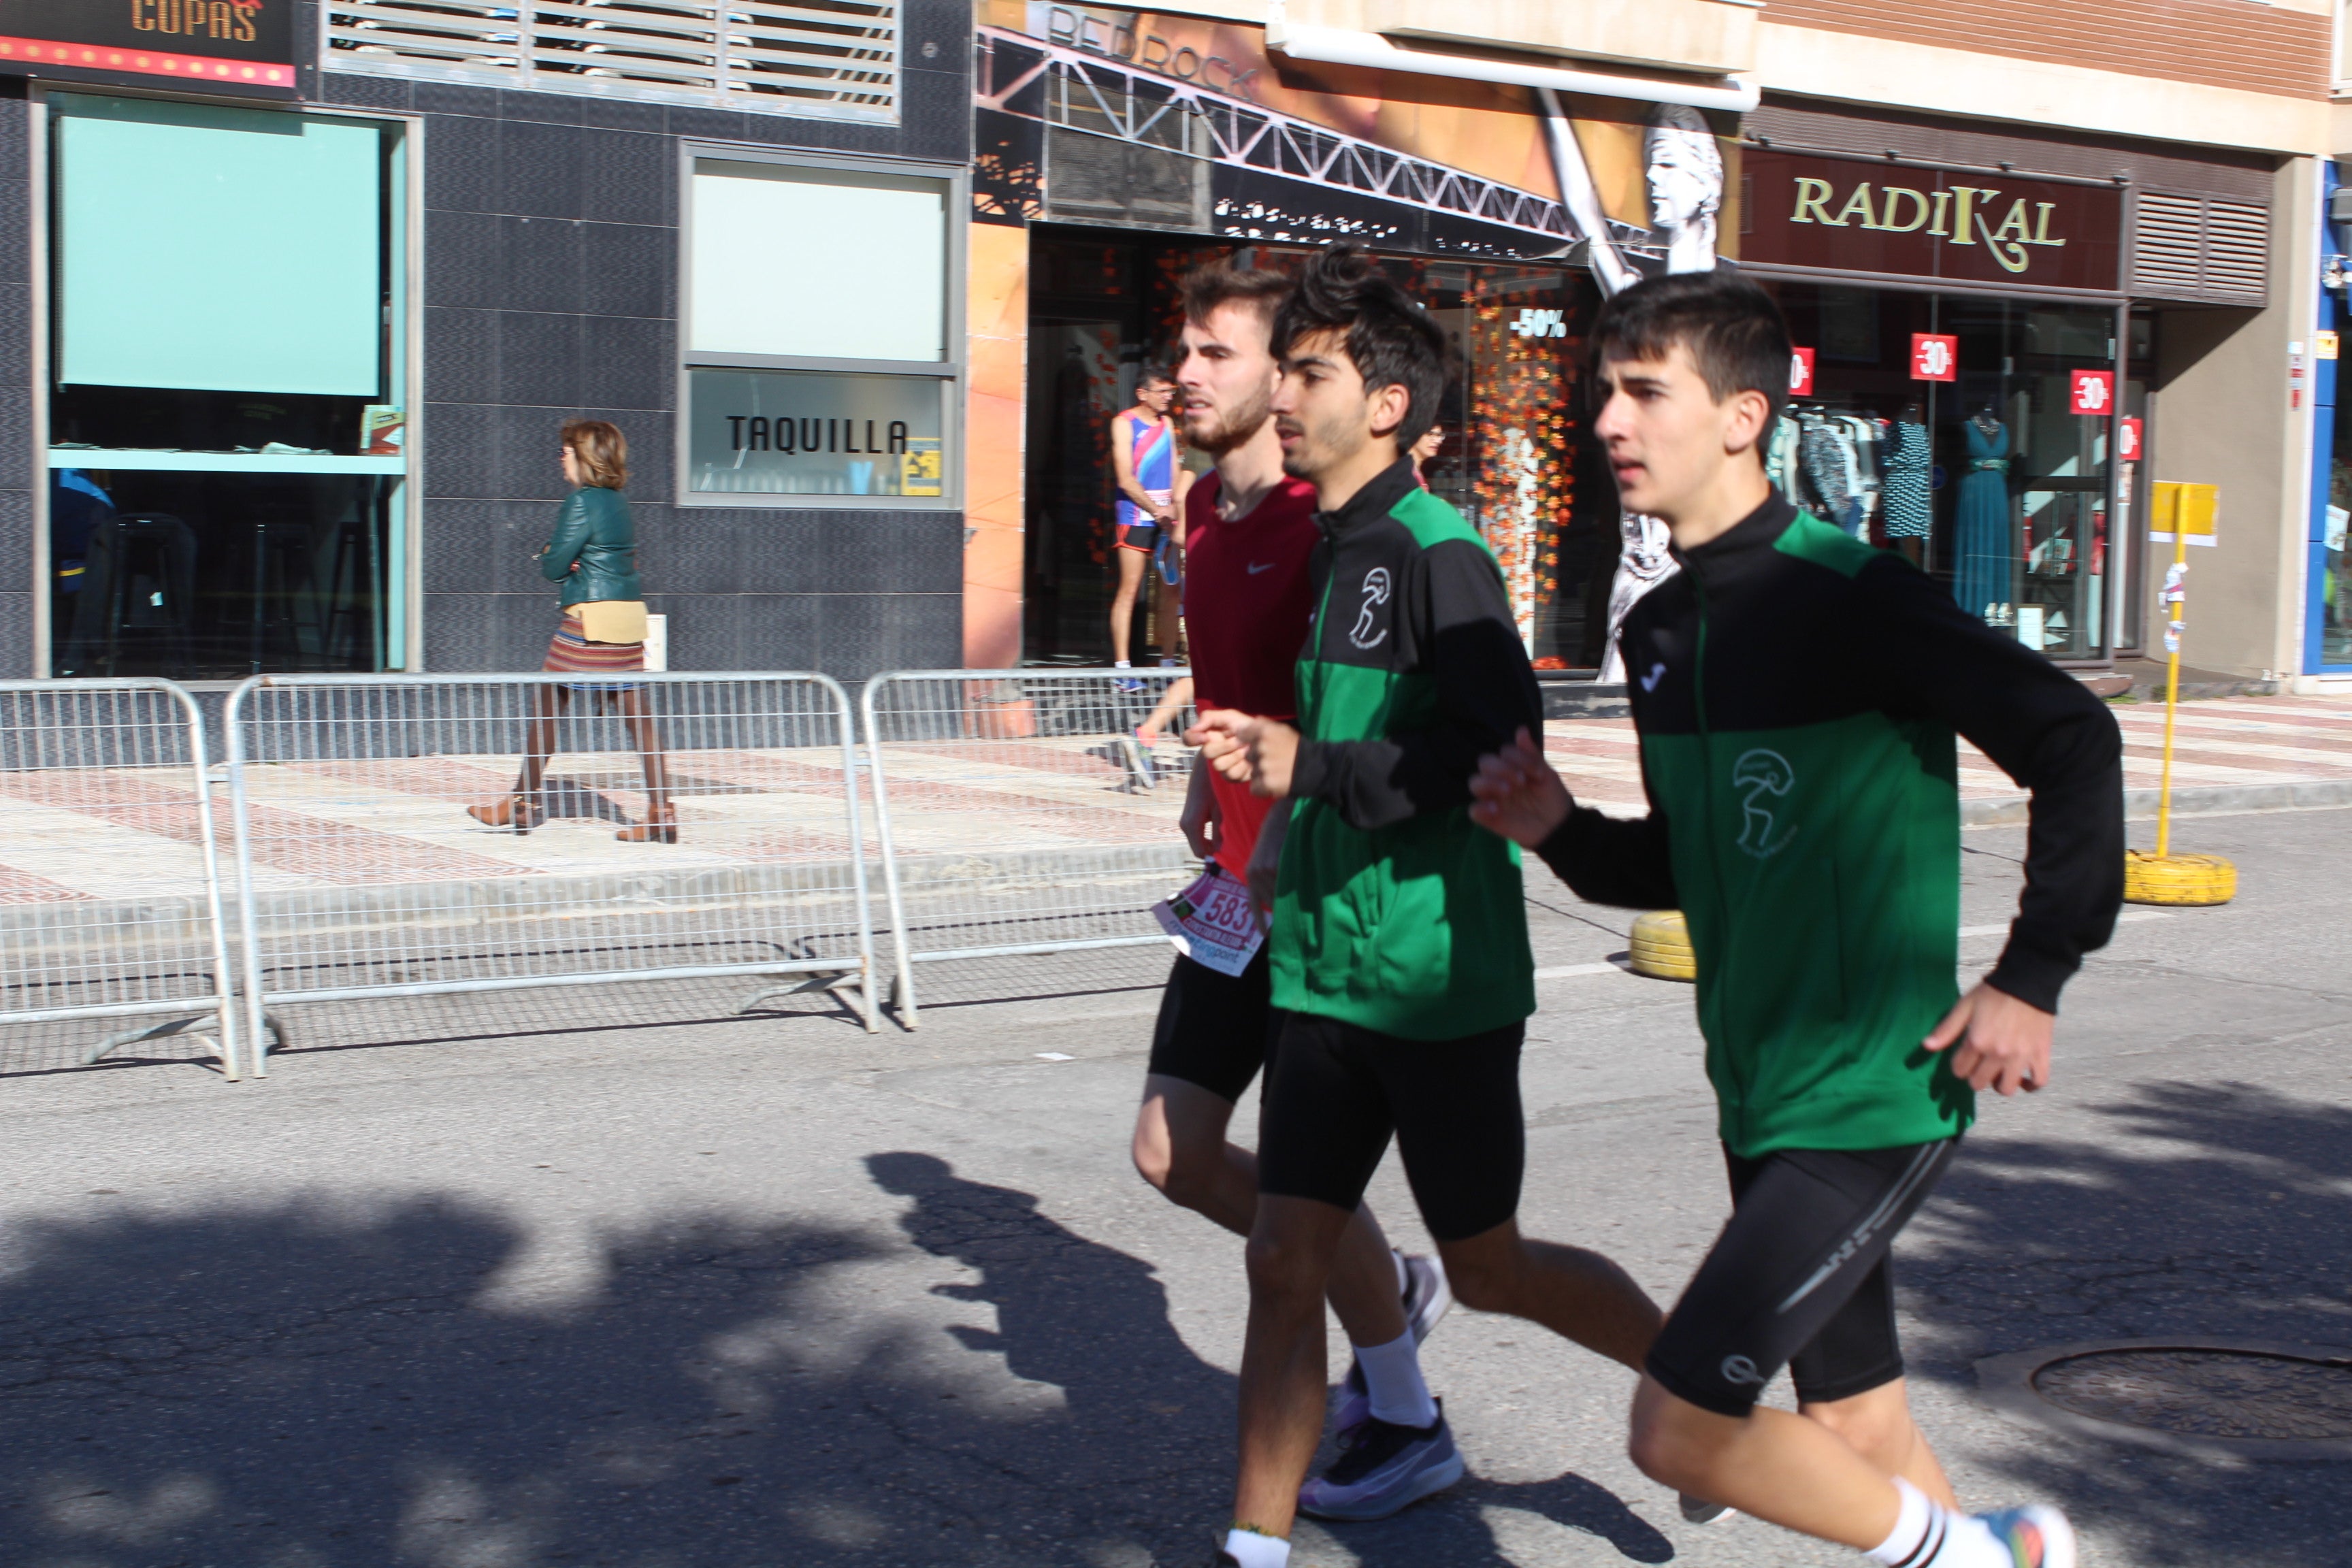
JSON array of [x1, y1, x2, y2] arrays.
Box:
[[0, 694, 2340, 904]]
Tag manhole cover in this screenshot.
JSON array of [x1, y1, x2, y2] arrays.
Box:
[[2031, 1349, 2352, 1442]]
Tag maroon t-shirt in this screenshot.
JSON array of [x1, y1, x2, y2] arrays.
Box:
[[1182, 471, 1322, 874]]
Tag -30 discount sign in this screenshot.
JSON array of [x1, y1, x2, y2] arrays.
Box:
[[1910, 333, 1958, 382], [2069, 369, 2116, 416]]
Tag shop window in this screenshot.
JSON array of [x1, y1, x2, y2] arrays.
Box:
[[680, 152, 960, 505], [1015, 231, 1615, 668], [46, 94, 408, 681], [1763, 283, 2123, 662]]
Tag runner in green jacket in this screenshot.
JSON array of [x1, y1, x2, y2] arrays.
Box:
[[1471, 270, 2119, 1568], [1188, 244, 1663, 1568]]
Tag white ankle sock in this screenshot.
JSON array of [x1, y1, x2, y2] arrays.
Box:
[[1115, 659, 1132, 668], [1353, 1330, 1438, 1428], [1223, 1526, 1290, 1568], [1867, 1479, 2003, 1568]]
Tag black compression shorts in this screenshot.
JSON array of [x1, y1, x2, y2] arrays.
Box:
[[1145, 948, 1277, 1105], [1256, 1013, 1525, 1243], [1647, 1139, 1959, 1417]]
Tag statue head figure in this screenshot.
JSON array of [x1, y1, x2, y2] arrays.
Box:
[[1645, 104, 1723, 273]]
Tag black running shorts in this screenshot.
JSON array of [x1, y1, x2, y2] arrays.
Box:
[[1646, 1139, 1959, 1417], [1255, 1013, 1525, 1243], [1144, 948, 1278, 1105], [1118, 521, 1162, 553]]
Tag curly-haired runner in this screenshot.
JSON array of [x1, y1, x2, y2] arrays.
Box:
[[1190, 246, 1663, 1568]]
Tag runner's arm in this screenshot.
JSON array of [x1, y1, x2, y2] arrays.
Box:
[[1861, 557, 2124, 1011], [1290, 541, 1541, 830]]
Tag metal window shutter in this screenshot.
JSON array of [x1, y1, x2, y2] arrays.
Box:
[[323, 0, 899, 125], [2132, 191, 2269, 306], [2200, 199, 2269, 301]]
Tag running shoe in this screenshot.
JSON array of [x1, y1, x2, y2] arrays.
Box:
[[1333, 1251, 1453, 1433], [1974, 1504, 2077, 1568], [1296, 1405, 1464, 1521], [1678, 1494, 1736, 1525], [1194, 1555, 1240, 1567]]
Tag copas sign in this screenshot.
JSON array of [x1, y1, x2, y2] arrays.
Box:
[[0, 0, 295, 94], [1740, 150, 2125, 293]]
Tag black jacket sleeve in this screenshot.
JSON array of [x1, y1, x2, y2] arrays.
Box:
[[1857, 556, 2123, 1012], [1289, 538, 1543, 831], [1533, 791, 1678, 911]]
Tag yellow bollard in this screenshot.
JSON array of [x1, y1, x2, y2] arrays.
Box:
[[2125, 483, 2234, 906], [1627, 909, 1697, 981]]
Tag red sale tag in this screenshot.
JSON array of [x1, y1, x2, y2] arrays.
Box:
[[1910, 333, 1957, 382], [2069, 369, 2115, 415], [2119, 416, 2142, 462], [1789, 347, 1816, 398]]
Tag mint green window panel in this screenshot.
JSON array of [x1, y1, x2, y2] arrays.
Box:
[[56, 95, 383, 396]]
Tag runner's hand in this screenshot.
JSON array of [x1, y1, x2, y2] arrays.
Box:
[[1924, 981, 2054, 1096], [1179, 757, 1219, 861], [1469, 727, 1571, 846], [1188, 710, 1298, 798]]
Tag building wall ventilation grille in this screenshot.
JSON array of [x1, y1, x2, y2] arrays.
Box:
[[2132, 192, 2269, 305], [323, 1, 898, 123]]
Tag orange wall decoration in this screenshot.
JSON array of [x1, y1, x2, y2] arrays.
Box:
[[963, 220, 1029, 669]]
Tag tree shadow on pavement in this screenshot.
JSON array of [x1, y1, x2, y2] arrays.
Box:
[[1901, 1081, 2352, 1568], [0, 1154, 1665, 1568]]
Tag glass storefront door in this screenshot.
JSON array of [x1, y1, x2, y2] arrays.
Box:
[[1763, 282, 2121, 660]]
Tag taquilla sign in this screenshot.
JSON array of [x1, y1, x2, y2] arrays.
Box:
[[1739, 150, 2124, 292]]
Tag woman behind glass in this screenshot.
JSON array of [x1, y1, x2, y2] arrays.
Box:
[[467, 419, 675, 843]]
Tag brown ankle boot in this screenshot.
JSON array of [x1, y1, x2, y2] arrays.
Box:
[[616, 806, 677, 845], [466, 796, 543, 833]]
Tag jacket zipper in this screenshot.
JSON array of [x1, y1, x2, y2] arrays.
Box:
[[1685, 559, 1747, 1143]]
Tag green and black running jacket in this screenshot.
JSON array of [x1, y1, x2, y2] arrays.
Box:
[[1274, 457, 1543, 1041], [1536, 493, 2124, 1157]]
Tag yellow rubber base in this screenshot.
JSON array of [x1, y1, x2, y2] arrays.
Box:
[[1628, 909, 1697, 982], [2123, 850, 2237, 906]]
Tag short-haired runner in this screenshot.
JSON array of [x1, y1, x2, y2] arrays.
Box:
[[1111, 365, 1184, 687], [1192, 245, 1664, 1568], [1469, 270, 2121, 1568], [1130, 262, 1453, 1526]]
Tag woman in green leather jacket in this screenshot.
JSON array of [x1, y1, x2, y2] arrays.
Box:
[[467, 420, 675, 842]]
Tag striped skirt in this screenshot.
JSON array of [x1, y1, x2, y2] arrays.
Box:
[[544, 612, 644, 692]]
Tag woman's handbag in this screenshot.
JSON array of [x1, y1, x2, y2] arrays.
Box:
[[574, 600, 649, 645]]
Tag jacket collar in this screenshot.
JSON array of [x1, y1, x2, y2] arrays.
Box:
[[1317, 455, 1420, 540], [1669, 489, 1797, 570]]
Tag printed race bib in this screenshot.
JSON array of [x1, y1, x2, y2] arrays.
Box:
[[1152, 866, 1263, 977]]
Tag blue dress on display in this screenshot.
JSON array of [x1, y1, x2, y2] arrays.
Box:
[[1952, 417, 2010, 621]]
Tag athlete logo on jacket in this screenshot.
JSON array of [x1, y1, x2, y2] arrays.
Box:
[[1731, 749, 1797, 858], [1350, 567, 1392, 650]]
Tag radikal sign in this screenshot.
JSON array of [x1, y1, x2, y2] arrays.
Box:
[[1740, 150, 2125, 293], [0, 0, 296, 95]]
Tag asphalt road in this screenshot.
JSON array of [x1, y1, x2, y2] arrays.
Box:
[[1, 806, 2347, 1567]]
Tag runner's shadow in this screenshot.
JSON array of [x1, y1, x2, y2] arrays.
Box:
[[869, 1151, 1674, 1565]]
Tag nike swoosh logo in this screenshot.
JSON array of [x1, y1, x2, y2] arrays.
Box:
[[1639, 662, 1666, 692], [1246, 562, 1275, 574]]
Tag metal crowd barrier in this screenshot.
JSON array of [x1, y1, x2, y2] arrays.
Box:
[[860, 668, 1197, 1026], [0, 680, 246, 1078], [223, 672, 879, 1074]]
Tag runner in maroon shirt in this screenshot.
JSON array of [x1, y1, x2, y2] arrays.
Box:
[[1128, 264, 1456, 1533]]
